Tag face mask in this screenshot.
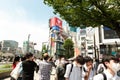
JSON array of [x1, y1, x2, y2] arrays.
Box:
[[111, 63, 120, 73], [61, 60, 65, 64]]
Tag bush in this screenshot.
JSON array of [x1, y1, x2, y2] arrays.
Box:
[[0, 64, 12, 73], [0, 68, 12, 73], [2, 64, 12, 68]]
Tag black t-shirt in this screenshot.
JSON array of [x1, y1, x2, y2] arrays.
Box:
[[22, 60, 37, 80]]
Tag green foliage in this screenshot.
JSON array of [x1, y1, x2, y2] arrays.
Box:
[[2, 64, 12, 68], [0, 64, 12, 68], [63, 39, 74, 58], [41, 45, 48, 54], [44, 0, 120, 37], [0, 68, 12, 73], [0, 64, 12, 73]]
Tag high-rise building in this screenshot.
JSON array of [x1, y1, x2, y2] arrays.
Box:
[[23, 41, 35, 54], [48, 17, 69, 57]]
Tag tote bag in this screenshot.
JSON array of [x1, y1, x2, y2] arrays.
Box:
[[10, 62, 22, 80]]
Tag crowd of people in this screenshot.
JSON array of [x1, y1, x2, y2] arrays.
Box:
[[10, 52, 120, 80]]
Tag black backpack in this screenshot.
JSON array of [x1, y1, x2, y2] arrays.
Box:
[[101, 72, 107, 80], [117, 70, 120, 77], [57, 65, 65, 77], [98, 66, 104, 73], [68, 64, 82, 77]]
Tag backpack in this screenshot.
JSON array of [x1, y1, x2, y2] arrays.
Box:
[[98, 66, 104, 73], [69, 64, 73, 76], [101, 72, 107, 80], [68, 64, 82, 77], [117, 70, 120, 77], [57, 65, 65, 77], [57, 62, 70, 77]]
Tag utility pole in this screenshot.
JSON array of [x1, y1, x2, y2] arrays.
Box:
[[27, 34, 30, 53]]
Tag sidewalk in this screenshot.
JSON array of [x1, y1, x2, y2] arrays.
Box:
[[3, 72, 39, 80], [3, 72, 57, 80]]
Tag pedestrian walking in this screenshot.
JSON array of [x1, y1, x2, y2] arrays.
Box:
[[38, 53, 52, 80], [10, 56, 20, 80], [93, 55, 120, 80], [17, 56, 26, 80], [22, 52, 37, 80], [12, 56, 20, 70], [64, 55, 85, 80], [97, 62, 106, 74], [56, 55, 66, 80], [48, 57, 57, 80], [82, 56, 95, 80]]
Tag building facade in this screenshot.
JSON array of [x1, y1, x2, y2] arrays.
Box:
[[1, 40, 18, 53], [48, 17, 69, 57], [77, 26, 120, 59], [23, 41, 35, 54], [99, 26, 120, 58], [77, 27, 95, 58]]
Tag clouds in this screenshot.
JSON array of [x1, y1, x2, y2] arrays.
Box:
[[0, 9, 49, 50], [0, 0, 56, 50]]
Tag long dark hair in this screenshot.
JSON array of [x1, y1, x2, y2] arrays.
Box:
[[13, 56, 20, 65]]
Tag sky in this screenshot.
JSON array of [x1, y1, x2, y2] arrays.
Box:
[[0, 0, 59, 50]]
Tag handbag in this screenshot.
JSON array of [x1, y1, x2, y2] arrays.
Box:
[[10, 62, 22, 80]]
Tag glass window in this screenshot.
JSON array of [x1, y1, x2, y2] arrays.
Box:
[[81, 37, 85, 41], [88, 46, 93, 49], [104, 27, 119, 39]]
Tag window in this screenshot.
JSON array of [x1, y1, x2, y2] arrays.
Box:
[[88, 46, 93, 49], [88, 52, 93, 54]]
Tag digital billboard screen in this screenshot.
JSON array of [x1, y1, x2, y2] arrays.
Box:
[[49, 17, 62, 29]]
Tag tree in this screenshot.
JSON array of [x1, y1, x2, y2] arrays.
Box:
[[41, 45, 48, 54], [63, 39, 74, 58], [44, 0, 120, 37]]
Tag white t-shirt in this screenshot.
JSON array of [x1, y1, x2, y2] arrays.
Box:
[[93, 70, 120, 80], [64, 62, 83, 80], [97, 63, 106, 73], [55, 59, 60, 67], [82, 64, 95, 80]]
